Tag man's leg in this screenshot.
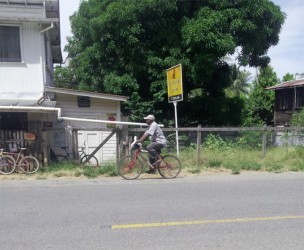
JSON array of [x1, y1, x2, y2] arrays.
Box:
[[146, 142, 164, 165]]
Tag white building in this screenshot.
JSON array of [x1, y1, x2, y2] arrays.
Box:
[[0, 0, 128, 165]]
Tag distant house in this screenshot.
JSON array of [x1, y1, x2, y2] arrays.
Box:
[[265, 79, 304, 126], [0, 0, 128, 164]]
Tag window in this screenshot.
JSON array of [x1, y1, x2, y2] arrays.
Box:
[[0, 112, 28, 130], [0, 26, 21, 62]]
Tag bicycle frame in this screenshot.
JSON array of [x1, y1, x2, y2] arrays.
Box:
[[59, 146, 88, 160], [2, 148, 25, 163], [118, 137, 181, 179]]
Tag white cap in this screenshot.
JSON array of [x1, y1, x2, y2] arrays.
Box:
[[144, 114, 155, 120]]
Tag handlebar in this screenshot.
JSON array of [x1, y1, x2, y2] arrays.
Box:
[[131, 136, 142, 150]]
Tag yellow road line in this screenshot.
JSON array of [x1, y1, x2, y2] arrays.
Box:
[[112, 215, 304, 229]]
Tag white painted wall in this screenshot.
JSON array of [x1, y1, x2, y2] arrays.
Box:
[[50, 93, 122, 163], [0, 22, 45, 99], [0, 4, 44, 19]]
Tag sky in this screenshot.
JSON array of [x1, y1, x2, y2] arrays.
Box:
[[59, 0, 304, 80]]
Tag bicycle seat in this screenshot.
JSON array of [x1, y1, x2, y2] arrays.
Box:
[[61, 146, 69, 149], [21, 148, 27, 150]]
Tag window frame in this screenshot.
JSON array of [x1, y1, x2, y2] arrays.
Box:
[[0, 24, 23, 63]]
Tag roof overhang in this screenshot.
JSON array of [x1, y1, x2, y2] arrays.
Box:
[[0, 99, 56, 108], [265, 79, 304, 91], [45, 87, 128, 102]]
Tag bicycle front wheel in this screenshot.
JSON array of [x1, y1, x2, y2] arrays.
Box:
[[158, 155, 181, 179], [118, 155, 143, 180], [19, 156, 40, 174], [0, 155, 16, 175], [81, 155, 99, 167]]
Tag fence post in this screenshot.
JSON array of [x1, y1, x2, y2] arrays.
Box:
[[196, 124, 201, 164], [262, 125, 267, 158], [116, 128, 122, 167], [72, 129, 79, 162]]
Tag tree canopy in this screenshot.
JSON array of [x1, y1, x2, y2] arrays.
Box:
[[243, 66, 278, 126], [59, 0, 285, 126]]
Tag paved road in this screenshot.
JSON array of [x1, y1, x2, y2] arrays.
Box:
[[0, 172, 303, 250]]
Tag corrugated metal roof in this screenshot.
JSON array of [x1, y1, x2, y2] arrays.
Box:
[[45, 87, 128, 102], [0, 99, 56, 107], [265, 79, 304, 90]]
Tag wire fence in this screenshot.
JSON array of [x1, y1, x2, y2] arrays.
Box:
[[121, 126, 304, 164]]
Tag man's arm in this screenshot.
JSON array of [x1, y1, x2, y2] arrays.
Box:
[[137, 133, 150, 142]]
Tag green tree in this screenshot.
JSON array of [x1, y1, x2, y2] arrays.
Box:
[[290, 108, 304, 126], [282, 73, 295, 82], [281, 72, 304, 82], [226, 64, 252, 98], [54, 65, 78, 89], [243, 66, 278, 125], [60, 0, 285, 126]]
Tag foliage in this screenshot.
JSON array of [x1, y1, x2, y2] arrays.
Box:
[[242, 66, 278, 125], [226, 64, 252, 98], [59, 0, 285, 126], [281, 72, 304, 82], [282, 73, 295, 82], [236, 131, 263, 149], [54, 65, 78, 89], [204, 134, 231, 150], [290, 108, 304, 126]]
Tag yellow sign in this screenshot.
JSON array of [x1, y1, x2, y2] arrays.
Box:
[[166, 64, 183, 102]]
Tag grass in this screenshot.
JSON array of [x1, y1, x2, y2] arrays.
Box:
[[178, 145, 304, 175], [1, 145, 304, 180], [31, 161, 119, 179]]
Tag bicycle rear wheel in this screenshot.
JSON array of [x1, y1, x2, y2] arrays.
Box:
[[19, 156, 40, 174], [81, 155, 99, 167], [0, 155, 16, 175], [118, 155, 143, 180], [158, 155, 181, 179]]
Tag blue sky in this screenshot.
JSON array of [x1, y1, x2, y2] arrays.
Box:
[[59, 0, 304, 80]]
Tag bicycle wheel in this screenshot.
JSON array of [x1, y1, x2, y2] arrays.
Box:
[[55, 155, 70, 163], [80, 155, 99, 167], [118, 155, 143, 180], [158, 155, 181, 179], [0, 155, 16, 175], [19, 156, 40, 174]]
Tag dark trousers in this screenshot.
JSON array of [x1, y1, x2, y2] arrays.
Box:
[[146, 142, 165, 164]]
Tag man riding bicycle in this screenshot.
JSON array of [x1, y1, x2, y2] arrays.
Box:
[[136, 114, 167, 173]]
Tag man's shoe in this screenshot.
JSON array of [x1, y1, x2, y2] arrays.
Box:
[[152, 158, 162, 166], [145, 168, 156, 174]]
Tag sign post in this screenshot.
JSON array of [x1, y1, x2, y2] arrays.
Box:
[[166, 64, 183, 157]]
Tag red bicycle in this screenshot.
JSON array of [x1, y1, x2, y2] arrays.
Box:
[[118, 137, 181, 180]]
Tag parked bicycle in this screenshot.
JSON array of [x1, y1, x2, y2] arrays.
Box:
[[118, 136, 182, 180], [0, 148, 39, 174], [0, 149, 16, 175], [55, 146, 99, 167]]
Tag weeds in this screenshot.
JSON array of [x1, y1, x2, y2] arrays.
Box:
[[3, 143, 304, 179]]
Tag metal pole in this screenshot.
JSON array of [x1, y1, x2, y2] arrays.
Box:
[[196, 124, 201, 164], [174, 101, 179, 157]]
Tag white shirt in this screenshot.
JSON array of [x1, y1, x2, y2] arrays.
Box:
[[145, 121, 167, 145]]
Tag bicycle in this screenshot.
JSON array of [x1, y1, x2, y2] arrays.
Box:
[[118, 136, 182, 180], [55, 146, 99, 167], [0, 148, 39, 174], [0, 149, 16, 175]]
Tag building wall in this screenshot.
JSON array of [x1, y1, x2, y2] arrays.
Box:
[[49, 93, 122, 163], [0, 4, 44, 19], [0, 22, 45, 99]]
